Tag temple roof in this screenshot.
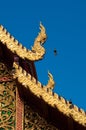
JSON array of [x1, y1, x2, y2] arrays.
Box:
[[0, 24, 86, 130]]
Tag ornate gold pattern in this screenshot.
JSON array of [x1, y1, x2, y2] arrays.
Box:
[[0, 63, 16, 130], [24, 102, 58, 130], [13, 62, 86, 127], [0, 23, 47, 61]]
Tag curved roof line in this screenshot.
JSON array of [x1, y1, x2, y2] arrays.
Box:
[[0, 23, 47, 61], [13, 62, 86, 127]]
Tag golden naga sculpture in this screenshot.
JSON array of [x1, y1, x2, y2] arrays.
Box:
[[45, 71, 55, 90], [32, 22, 47, 55], [0, 23, 47, 61]]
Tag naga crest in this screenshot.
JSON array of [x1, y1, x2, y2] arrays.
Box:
[[31, 22, 47, 58], [34, 22, 47, 45], [35, 22, 47, 44], [46, 71, 55, 90]]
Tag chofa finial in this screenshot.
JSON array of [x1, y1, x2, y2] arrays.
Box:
[[31, 22, 47, 60], [46, 71, 55, 90]]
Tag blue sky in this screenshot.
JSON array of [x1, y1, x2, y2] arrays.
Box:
[[0, 0, 86, 110]]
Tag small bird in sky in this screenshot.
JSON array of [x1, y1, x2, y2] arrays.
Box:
[[53, 49, 58, 55]]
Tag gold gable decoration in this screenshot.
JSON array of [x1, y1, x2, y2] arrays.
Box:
[[0, 63, 16, 130], [0, 23, 47, 61]]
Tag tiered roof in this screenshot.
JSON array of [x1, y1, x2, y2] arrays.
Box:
[[0, 23, 86, 130]]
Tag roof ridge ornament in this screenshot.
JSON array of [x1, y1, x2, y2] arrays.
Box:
[[31, 22, 47, 55], [45, 71, 55, 90]]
